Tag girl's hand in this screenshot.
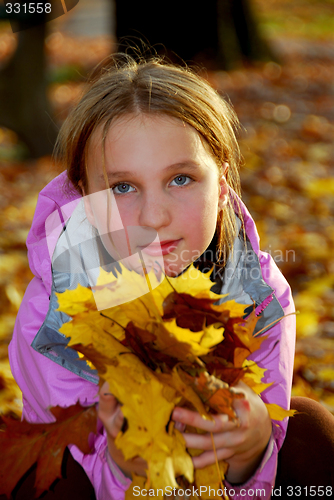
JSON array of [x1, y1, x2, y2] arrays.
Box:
[[98, 382, 147, 479], [172, 381, 272, 484]]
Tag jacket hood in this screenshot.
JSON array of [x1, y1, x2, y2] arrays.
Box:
[[26, 172, 81, 294]]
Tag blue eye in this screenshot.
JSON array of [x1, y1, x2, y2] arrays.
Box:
[[112, 183, 134, 194], [171, 175, 191, 186]]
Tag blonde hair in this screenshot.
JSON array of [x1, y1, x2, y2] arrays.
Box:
[[54, 54, 243, 264]]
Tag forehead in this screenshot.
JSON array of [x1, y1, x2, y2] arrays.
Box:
[[88, 114, 192, 149], [89, 113, 212, 150], [86, 113, 218, 178]]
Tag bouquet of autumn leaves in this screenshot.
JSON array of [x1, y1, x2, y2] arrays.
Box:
[[56, 263, 294, 499]]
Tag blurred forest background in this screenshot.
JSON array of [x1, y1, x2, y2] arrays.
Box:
[[0, 0, 334, 416]]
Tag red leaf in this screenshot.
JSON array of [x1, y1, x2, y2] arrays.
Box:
[[0, 403, 97, 499], [211, 327, 249, 364], [162, 292, 229, 331]]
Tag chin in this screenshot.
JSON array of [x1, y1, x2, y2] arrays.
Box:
[[163, 261, 191, 278]]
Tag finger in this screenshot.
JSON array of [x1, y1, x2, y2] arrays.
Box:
[[108, 438, 147, 468], [174, 421, 186, 432], [172, 407, 237, 433], [193, 448, 234, 469], [100, 404, 124, 439], [100, 380, 110, 393], [232, 397, 251, 427], [182, 431, 237, 451], [232, 380, 263, 427], [98, 384, 125, 439], [107, 439, 148, 478], [98, 390, 119, 416], [99, 381, 113, 397]]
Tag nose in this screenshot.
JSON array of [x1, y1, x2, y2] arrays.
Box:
[[138, 191, 172, 230]]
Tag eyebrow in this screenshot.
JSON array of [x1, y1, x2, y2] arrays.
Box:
[[97, 161, 202, 182]]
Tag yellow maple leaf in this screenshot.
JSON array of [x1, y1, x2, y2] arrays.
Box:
[[200, 323, 225, 351], [105, 300, 152, 336], [94, 265, 162, 313], [195, 460, 229, 499], [56, 284, 96, 316], [125, 475, 147, 499], [60, 310, 109, 339], [211, 299, 248, 319], [113, 374, 177, 456], [153, 266, 222, 303], [64, 319, 130, 371], [61, 313, 194, 490], [265, 403, 297, 420], [107, 361, 193, 489], [150, 320, 206, 361], [169, 423, 194, 481], [150, 320, 224, 362], [241, 361, 272, 395], [144, 434, 193, 491]]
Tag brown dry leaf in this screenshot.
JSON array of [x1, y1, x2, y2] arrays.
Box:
[[155, 368, 211, 420], [163, 292, 226, 331], [209, 311, 264, 374], [70, 343, 111, 374], [192, 372, 244, 421], [0, 403, 97, 498], [203, 356, 245, 387], [233, 312, 264, 354]]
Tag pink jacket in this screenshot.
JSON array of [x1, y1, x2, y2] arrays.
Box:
[[9, 172, 295, 500]]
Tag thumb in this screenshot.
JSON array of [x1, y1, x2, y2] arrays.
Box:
[[98, 382, 118, 413], [98, 382, 124, 439]]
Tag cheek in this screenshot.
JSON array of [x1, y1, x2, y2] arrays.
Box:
[[195, 187, 219, 228], [112, 198, 138, 227], [89, 191, 126, 233], [182, 193, 219, 247]]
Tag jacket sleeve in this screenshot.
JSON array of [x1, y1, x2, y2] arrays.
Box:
[[8, 265, 131, 500], [224, 251, 296, 500]]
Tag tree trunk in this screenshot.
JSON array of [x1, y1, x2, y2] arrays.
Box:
[[0, 22, 58, 158]]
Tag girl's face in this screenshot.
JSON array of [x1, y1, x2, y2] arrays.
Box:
[[85, 114, 228, 277]]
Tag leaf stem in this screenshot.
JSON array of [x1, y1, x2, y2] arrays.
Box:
[[138, 250, 163, 322], [254, 311, 297, 337], [210, 432, 229, 500], [100, 313, 126, 331]]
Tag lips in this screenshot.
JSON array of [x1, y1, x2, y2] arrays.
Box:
[[138, 239, 181, 256]]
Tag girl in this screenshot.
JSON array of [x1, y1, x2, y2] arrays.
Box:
[[8, 55, 332, 500]]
